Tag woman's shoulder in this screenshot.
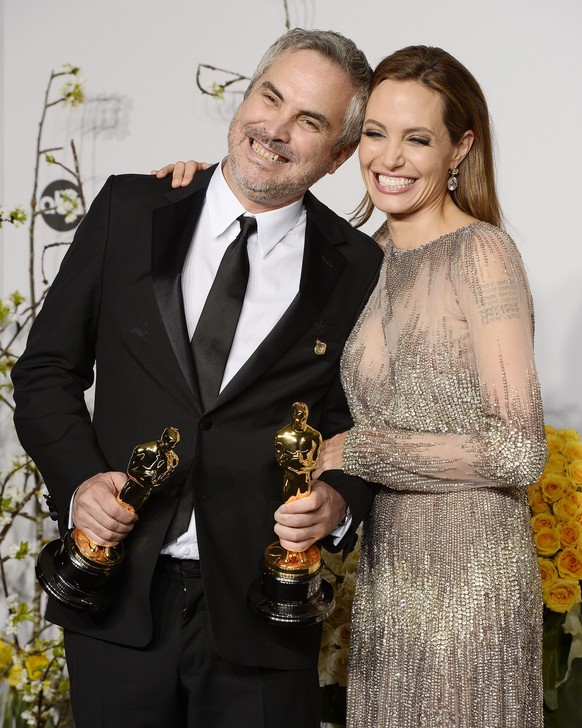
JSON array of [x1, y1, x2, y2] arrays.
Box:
[[459, 220, 522, 261], [455, 220, 529, 287]]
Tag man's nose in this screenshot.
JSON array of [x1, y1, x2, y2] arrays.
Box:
[[264, 111, 292, 144]]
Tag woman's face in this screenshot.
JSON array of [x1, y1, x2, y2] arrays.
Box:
[[358, 79, 471, 220]]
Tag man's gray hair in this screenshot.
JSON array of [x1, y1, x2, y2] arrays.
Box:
[[245, 28, 371, 152]]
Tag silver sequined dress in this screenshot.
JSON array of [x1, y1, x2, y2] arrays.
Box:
[[341, 222, 547, 728]]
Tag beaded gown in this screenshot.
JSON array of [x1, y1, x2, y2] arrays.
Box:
[[341, 222, 547, 728]]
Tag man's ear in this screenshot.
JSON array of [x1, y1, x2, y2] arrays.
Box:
[[327, 141, 358, 175]]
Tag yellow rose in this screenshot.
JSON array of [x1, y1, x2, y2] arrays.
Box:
[[318, 623, 335, 687], [567, 459, 582, 486], [333, 622, 352, 650], [7, 663, 22, 687], [543, 578, 582, 613], [528, 481, 541, 500], [537, 557, 559, 589], [327, 647, 350, 687], [528, 484, 551, 514], [558, 520, 582, 548], [323, 550, 343, 574], [545, 453, 567, 474], [533, 527, 561, 557], [554, 491, 582, 522], [341, 558, 359, 580], [546, 432, 564, 456], [541, 473, 571, 503], [555, 547, 582, 580], [24, 652, 50, 680], [531, 512, 557, 532], [0, 640, 13, 674], [563, 429, 582, 444], [326, 600, 352, 630]]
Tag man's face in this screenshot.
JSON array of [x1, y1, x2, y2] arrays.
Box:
[[224, 49, 356, 213]]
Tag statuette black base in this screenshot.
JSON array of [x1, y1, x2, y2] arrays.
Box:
[[248, 543, 335, 625], [36, 531, 122, 613], [248, 575, 334, 625]]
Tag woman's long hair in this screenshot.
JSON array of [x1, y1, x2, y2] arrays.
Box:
[[352, 45, 503, 229]]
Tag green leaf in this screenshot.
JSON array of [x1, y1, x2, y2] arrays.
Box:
[[13, 540, 30, 559], [320, 683, 347, 725], [544, 653, 582, 727], [543, 609, 569, 710]]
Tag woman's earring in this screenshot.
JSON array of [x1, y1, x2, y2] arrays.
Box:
[[447, 167, 459, 192]]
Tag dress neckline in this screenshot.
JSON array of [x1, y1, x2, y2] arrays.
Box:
[[379, 221, 481, 254]]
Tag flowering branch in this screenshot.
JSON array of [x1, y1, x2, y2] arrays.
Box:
[[0, 62, 85, 728]]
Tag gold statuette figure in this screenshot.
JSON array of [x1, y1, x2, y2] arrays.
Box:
[[74, 426, 181, 563], [273, 401, 322, 568], [36, 427, 180, 612], [248, 403, 334, 624]]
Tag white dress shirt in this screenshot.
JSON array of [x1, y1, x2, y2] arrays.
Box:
[[162, 165, 306, 558]]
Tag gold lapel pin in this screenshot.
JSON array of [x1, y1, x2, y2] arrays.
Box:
[[314, 340, 327, 356]]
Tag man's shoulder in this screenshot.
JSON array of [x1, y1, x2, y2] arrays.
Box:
[[303, 191, 382, 264], [104, 172, 177, 200]]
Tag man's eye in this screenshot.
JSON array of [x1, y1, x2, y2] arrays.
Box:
[[302, 118, 319, 130]]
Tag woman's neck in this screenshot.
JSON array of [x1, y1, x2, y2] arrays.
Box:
[[386, 198, 477, 250]]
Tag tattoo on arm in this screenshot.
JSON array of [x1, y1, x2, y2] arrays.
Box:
[[479, 280, 520, 325]]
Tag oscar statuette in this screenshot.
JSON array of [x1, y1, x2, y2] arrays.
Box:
[[248, 403, 335, 624], [36, 427, 180, 612]]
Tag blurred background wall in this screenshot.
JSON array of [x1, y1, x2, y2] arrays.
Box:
[[1, 0, 581, 431]]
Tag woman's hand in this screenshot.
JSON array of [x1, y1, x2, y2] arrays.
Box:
[[313, 431, 348, 478], [151, 160, 212, 188]]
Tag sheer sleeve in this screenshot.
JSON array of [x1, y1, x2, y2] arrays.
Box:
[[342, 225, 547, 492]]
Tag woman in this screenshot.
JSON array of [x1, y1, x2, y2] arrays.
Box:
[[319, 46, 547, 728], [155, 45, 547, 727]]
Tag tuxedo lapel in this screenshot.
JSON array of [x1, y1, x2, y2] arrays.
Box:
[[214, 192, 347, 408], [151, 167, 216, 401]]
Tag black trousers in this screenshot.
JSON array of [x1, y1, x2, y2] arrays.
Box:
[[64, 557, 320, 728]]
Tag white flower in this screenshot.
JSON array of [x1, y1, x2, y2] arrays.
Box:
[[54, 188, 81, 224], [5, 478, 27, 502], [327, 646, 350, 688], [62, 63, 81, 76], [43, 685, 55, 701], [22, 689, 38, 703]]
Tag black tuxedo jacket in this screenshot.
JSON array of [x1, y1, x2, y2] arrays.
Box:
[[12, 167, 382, 670]]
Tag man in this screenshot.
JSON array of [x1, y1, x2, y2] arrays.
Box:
[[12, 28, 382, 728]]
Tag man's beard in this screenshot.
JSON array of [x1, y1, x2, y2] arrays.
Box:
[[227, 117, 332, 206]]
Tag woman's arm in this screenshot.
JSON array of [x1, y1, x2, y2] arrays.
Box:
[[151, 160, 211, 187], [329, 228, 547, 492]]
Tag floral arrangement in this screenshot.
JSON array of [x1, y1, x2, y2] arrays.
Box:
[[1, 63, 84, 728], [528, 424, 582, 725], [319, 541, 360, 727]]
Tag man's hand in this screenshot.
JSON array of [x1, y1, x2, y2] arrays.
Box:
[[151, 160, 211, 188], [273, 480, 347, 552], [72, 472, 138, 546]]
